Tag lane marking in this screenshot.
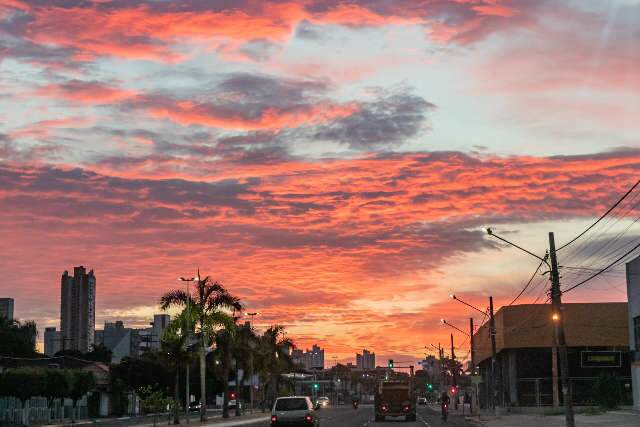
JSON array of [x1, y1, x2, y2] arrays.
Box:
[[417, 413, 432, 427]]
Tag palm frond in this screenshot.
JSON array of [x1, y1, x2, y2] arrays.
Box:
[[159, 289, 190, 310]]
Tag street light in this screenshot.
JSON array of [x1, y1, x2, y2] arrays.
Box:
[[241, 311, 260, 413], [450, 294, 486, 316], [483, 227, 549, 266], [440, 319, 471, 337], [484, 227, 575, 427]]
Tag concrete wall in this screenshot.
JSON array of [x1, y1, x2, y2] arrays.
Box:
[[626, 256, 640, 410]]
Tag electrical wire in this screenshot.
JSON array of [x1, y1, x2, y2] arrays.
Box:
[[508, 258, 546, 306], [557, 178, 640, 251], [563, 241, 640, 293]]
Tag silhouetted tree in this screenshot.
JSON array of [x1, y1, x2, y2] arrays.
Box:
[[160, 272, 240, 421]]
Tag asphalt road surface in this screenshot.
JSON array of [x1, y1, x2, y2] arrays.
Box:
[[234, 405, 473, 427]]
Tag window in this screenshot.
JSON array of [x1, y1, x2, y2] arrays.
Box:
[[635, 316, 640, 352], [275, 398, 309, 411]]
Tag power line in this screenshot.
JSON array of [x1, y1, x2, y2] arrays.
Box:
[[557, 178, 640, 251], [563, 241, 640, 294], [509, 257, 547, 306]]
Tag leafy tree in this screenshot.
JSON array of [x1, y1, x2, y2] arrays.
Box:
[[214, 326, 236, 419], [258, 326, 295, 406], [110, 352, 172, 395], [2, 368, 44, 426], [43, 369, 70, 423], [68, 370, 96, 423], [84, 344, 112, 364], [138, 386, 171, 427], [0, 316, 38, 357], [160, 271, 240, 421]]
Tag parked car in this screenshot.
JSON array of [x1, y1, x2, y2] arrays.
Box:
[[271, 396, 319, 426], [417, 397, 427, 405]]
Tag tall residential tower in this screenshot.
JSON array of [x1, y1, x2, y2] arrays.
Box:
[[60, 266, 96, 353]]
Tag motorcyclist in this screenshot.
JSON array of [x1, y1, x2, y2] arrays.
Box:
[[440, 391, 450, 420], [352, 395, 360, 408]]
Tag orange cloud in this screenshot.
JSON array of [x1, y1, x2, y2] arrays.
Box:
[[147, 100, 359, 130], [0, 149, 636, 359], [34, 81, 138, 104]]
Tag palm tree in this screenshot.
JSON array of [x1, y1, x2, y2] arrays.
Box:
[[160, 272, 240, 422], [233, 323, 260, 414], [161, 309, 194, 424], [259, 326, 295, 406]]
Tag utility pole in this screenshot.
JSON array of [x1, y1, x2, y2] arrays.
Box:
[[489, 296, 498, 412], [549, 232, 575, 427], [469, 318, 475, 372], [451, 333, 457, 409]]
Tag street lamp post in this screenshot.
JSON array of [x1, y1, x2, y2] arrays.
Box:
[[484, 228, 574, 427], [450, 294, 498, 413]]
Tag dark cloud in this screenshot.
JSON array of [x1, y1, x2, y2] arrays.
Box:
[[313, 87, 435, 149]]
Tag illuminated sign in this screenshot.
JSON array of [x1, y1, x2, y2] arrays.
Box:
[[580, 351, 621, 368]]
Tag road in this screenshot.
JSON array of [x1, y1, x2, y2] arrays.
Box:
[[231, 405, 473, 427]]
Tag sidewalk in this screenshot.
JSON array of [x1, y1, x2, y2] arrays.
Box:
[[467, 410, 640, 427], [50, 411, 269, 427]]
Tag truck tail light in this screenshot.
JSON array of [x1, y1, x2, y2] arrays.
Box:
[[403, 405, 410, 412], [381, 403, 389, 412]]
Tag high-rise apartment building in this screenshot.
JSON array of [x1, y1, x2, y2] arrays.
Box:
[[0, 298, 14, 320], [60, 266, 96, 353], [44, 327, 61, 356], [356, 349, 376, 369], [292, 344, 325, 370]]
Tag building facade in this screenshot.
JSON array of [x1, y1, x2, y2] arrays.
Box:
[[626, 256, 640, 410], [60, 266, 96, 353], [0, 298, 14, 320], [473, 303, 632, 408], [356, 349, 376, 370], [44, 327, 61, 356], [292, 344, 325, 370], [94, 314, 171, 362]]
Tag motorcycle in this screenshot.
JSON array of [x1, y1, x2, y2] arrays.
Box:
[[442, 403, 448, 422]]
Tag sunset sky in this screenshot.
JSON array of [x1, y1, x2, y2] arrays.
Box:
[[1, 0, 639, 364]]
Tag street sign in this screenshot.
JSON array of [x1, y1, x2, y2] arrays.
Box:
[[581, 351, 621, 368]]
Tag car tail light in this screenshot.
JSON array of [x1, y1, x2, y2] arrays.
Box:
[[271, 415, 277, 424], [305, 414, 313, 423], [381, 403, 389, 412], [403, 405, 410, 412]]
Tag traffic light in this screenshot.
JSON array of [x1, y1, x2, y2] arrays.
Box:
[[313, 383, 319, 390], [450, 386, 458, 395], [388, 359, 394, 369], [427, 383, 433, 391]]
